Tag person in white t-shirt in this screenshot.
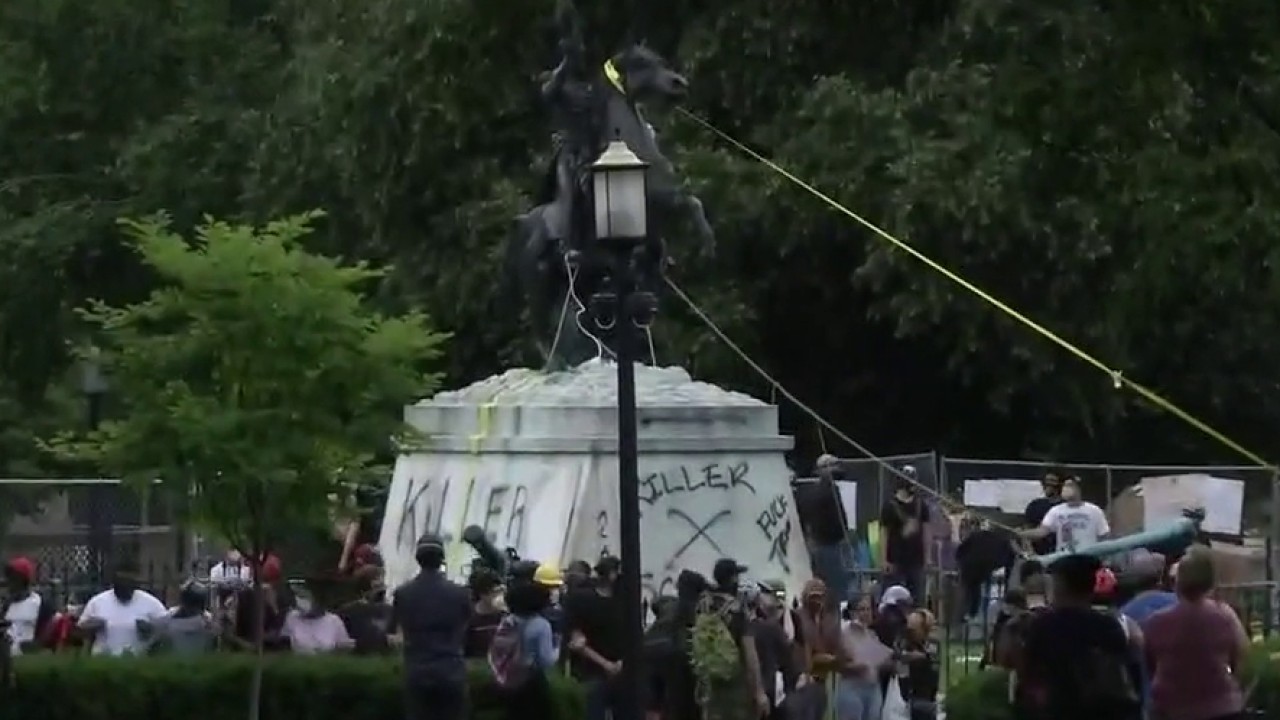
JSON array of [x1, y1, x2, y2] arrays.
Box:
[[3, 556, 53, 656], [209, 550, 253, 589], [77, 563, 167, 656], [1019, 476, 1110, 553]]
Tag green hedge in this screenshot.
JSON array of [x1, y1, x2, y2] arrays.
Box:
[[945, 638, 1280, 720], [5, 654, 586, 720]]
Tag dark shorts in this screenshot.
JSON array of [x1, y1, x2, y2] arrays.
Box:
[[405, 681, 467, 720]]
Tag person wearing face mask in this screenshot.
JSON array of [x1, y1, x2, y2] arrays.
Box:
[[1020, 476, 1110, 554], [879, 467, 931, 602], [281, 580, 354, 654], [77, 561, 167, 656], [465, 569, 506, 658]]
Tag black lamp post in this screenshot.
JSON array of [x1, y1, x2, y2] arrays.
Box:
[[81, 351, 111, 585], [590, 138, 654, 720]]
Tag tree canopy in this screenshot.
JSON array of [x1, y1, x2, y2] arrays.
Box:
[[3, 0, 1279, 472], [50, 213, 444, 556]]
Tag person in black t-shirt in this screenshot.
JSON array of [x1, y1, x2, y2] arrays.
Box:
[[390, 533, 472, 720], [1019, 554, 1141, 720], [798, 454, 853, 600], [564, 557, 625, 720], [1022, 473, 1064, 556], [879, 469, 930, 601]]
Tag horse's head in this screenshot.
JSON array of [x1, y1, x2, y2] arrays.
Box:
[[607, 44, 688, 104]]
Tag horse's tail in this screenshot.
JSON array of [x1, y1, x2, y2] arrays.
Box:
[[504, 213, 532, 300]]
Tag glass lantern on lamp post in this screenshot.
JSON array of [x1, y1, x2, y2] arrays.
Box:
[[589, 138, 649, 720], [592, 139, 649, 241]]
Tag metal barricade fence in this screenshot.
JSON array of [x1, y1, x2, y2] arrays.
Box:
[[941, 457, 1115, 506], [837, 451, 939, 529], [1103, 463, 1274, 528], [942, 457, 1273, 520]]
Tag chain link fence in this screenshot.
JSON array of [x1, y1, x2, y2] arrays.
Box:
[[940, 457, 1273, 512], [0, 478, 190, 605], [835, 451, 939, 527]]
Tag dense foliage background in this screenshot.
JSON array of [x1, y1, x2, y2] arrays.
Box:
[[3, 0, 1279, 475]]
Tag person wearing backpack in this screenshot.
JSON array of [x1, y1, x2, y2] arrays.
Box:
[[490, 566, 563, 720], [1018, 554, 1142, 720], [690, 559, 770, 720]]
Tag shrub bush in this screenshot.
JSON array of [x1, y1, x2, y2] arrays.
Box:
[[5, 654, 586, 720], [945, 638, 1280, 720]]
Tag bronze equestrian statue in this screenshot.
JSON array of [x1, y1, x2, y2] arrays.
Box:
[[508, 3, 714, 369]]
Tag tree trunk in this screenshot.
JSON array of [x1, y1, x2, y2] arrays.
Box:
[[247, 560, 266, 720]]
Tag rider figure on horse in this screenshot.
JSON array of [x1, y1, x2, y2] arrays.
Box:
[[539, 0, 599, 246]]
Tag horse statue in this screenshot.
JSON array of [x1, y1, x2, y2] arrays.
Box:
[[507, 11, 714, 369]]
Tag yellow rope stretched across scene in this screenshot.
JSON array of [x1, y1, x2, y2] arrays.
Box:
[[675, 107, 1274, 471], [663, 275, 1022, 537]]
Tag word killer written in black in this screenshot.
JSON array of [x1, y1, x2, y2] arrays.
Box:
[[639, 461, 755, 506]]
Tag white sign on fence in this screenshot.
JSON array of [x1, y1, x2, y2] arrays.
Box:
[[963, 478, 1043, 514], [835, 481, 858, 531], [1140, 473, 1244, 535]]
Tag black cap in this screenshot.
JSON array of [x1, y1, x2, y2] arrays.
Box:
[[712, 558, 747, 586], [416, 533, 445, 551]]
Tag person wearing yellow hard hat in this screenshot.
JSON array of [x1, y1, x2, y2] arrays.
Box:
[[533, 563, 565, 588], [494, 560, 561, 720]]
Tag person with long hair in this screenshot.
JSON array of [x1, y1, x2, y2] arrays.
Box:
[[500, 565, 563, 720], [1144, 547, 1248, 720], [794, 578, 848, 720], [837, 595, 888, 720], [661, 570, 709, 720]]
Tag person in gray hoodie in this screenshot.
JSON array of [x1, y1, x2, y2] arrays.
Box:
[[152, 581, 216, 655]]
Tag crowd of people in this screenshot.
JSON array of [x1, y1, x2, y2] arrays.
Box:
[[1, 465, 1264, 720], [982, 544, 1252, 720], [1, 528, 943, 720]]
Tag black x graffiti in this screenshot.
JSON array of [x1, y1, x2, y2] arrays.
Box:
[[665, 508, 731, 570]]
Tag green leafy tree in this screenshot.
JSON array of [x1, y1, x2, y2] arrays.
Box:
[[7, 0, 1280, 473], [52, 212, 444, 720]]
